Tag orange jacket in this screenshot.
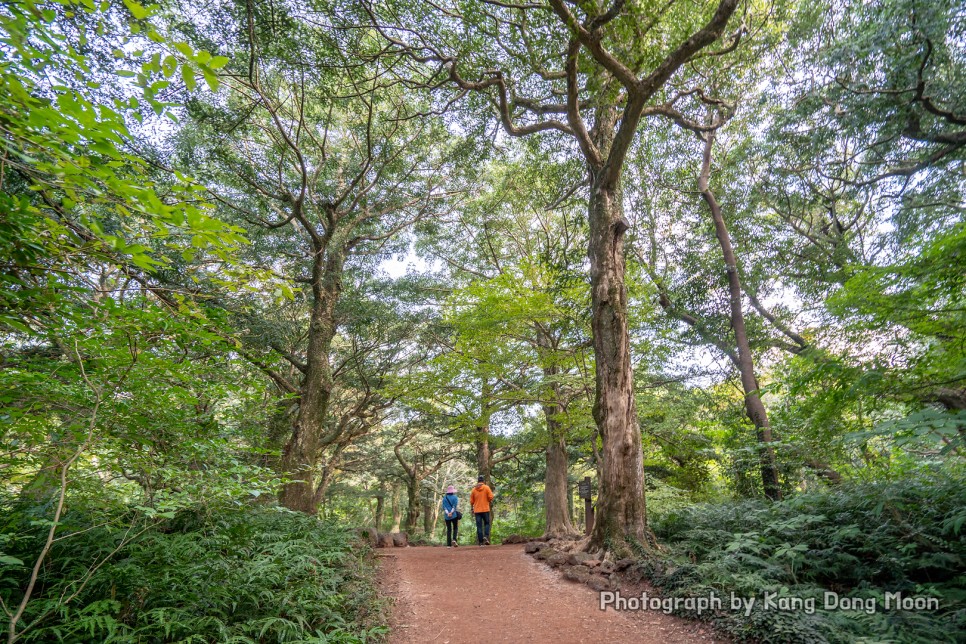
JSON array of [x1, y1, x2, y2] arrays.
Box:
[[470, 483, 494, 513]]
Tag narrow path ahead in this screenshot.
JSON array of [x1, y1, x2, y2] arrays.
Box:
[[379, 544, 721, 644]]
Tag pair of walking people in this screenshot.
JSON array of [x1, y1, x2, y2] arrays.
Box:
[[441, 476, 495, 547]]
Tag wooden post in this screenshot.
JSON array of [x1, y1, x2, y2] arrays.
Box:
[[579, 476, 594, 535]]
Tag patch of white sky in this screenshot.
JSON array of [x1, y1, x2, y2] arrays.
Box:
[[379, 245, 438, 279]]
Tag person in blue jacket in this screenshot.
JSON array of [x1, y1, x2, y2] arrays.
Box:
[[441, 485, 461, 547]]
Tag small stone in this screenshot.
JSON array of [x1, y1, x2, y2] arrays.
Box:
[[587, 575, 615, 592], [566, 552, 595, 566], [599, 560, 616, 574], [547, 552, 570, 567], [563, 567, 592, 584], [524, 543, 542, 554], [377, 533, 394, 548], [615, 558, 636, 572], [534, 548, 559, 561]]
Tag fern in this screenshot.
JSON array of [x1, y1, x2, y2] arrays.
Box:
[[0, 505, 388, 643], [644, 472, 966, 643]]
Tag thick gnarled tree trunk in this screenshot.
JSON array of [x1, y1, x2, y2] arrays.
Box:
[[579, 107, 650, 552], [586, 178, 651, 550], [476, 434, 491, 483]]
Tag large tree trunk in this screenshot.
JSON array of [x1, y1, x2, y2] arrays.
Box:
[[699, 129, 782, 501], [476, 434, 490, 483], [405, 478, 420, 534], [278, 251, 345, 513], [544, 424, 577, 537], [540, 357, 577, 538], [586, 108, 651, 552], [390, 481, 401, 532], [374, 483, 385, 530], [543, 382, 577, 537]]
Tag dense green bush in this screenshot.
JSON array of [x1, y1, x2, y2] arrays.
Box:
[[489, 498, 546, 543], [407, 502, 545, 546], [0, 505, 388, 643], [641, 472, 966, 643]]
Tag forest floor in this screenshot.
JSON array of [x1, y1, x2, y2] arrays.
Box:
[[378, 543, 726, 644]]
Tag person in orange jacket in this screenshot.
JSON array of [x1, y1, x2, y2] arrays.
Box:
[[470, 475, 495, 546]]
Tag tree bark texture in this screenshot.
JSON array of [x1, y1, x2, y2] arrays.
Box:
[[586, 107, 651, 551], [374, 484, 385, 530], [390, 481, 401, 533], [405, 478, 419, 534], [278, 249, 346, 513], [539, 350, 578, 538], [422, 498, 433, 535], [544, 423, 577, 537]]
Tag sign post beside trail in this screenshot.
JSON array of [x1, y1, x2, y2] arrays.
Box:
[[578, 477, 594, 535]]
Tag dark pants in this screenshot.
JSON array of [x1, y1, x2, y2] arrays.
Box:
[[445, 518, 459, 546], [475, 511, 491, 544]]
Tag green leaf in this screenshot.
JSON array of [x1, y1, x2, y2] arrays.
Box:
[[173, 41, 193, 58], [162, 54, 177, 78], [181, 65, 196, 92], [122, 0, 149, 20], [201, 68, 219, 92]]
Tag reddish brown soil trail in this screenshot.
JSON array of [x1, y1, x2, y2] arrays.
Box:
[[379, 544, 721, 644]]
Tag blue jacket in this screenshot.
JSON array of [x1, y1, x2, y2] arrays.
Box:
[[441, 493, 459, 519]]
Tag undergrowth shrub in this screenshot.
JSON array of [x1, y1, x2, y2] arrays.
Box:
[[0, 504, 388, 643], [489, 506, 545, 543], [409, 506, 544, 546], [643, 472, 966, 643]]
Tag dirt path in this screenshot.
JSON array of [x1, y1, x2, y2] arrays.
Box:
[[379, 544, 722, 644]]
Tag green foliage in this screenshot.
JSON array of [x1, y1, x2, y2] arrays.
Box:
[[1, 0, 964, 641], [0, 504, 388, 643], [0, 0, 245, 310], [642, 472, 966, 643], [488, 514, 545, 544]]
